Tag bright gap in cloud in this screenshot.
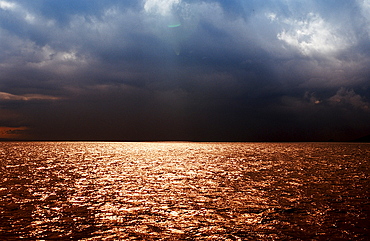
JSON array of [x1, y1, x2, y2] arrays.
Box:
[[144, 0, 181, 16], [0, 0, 38, 24], [0, 0, 16, 10], [276, 13, 352, 57]]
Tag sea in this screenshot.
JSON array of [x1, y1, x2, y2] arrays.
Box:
[[0, 142, 369, 240]]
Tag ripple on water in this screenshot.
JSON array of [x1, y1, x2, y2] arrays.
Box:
[[0, 142, 369, 240]]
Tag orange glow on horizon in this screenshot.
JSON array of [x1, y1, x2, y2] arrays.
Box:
[[0, 126, 29, 139]]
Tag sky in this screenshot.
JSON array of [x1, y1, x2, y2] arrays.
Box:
[[0, 0, 370, 141]]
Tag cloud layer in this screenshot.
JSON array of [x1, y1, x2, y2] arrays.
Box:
[[1, 0, 369, 141]]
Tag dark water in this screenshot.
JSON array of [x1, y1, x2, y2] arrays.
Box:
[[0, 142, 369, 240]]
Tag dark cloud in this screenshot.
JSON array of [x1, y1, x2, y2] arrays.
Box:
[[0, 0, 369, 141]]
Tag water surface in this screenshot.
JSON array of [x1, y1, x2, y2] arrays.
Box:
[[0, 142, 369, 240]]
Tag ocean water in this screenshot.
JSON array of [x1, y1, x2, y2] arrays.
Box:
[[0, 142, 369, 240]]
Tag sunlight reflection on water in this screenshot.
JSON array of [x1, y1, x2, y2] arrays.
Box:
[[0, 142, 369, 240]]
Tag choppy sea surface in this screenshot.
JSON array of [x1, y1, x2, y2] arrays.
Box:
[[0, 142, 369, 240]]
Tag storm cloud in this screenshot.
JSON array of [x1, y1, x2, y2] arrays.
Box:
[[1, 0, 369, 141]]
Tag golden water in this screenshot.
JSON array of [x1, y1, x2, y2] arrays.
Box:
[[0, 142, 369, 240]]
